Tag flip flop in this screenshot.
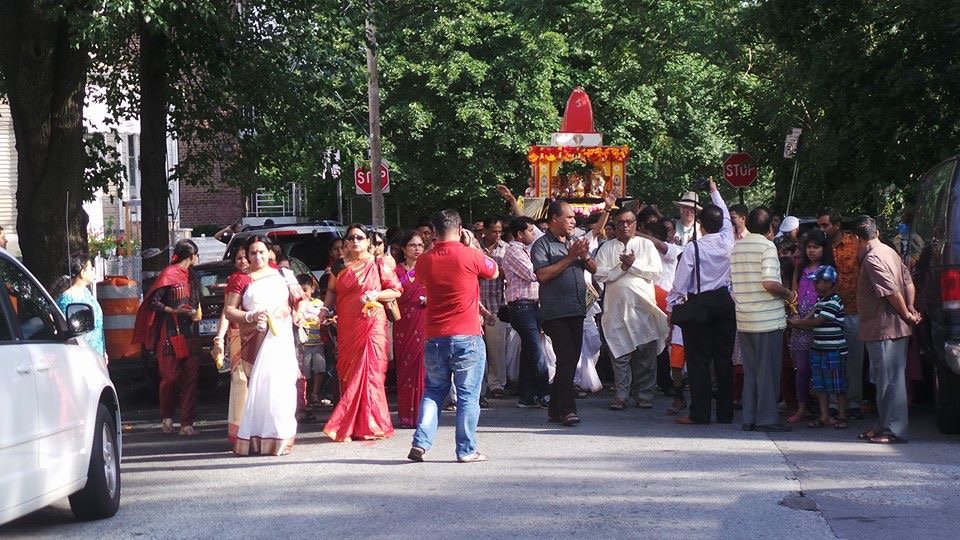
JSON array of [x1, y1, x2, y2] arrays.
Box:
[[609, 400, 627, 411], [666, 399, 687, 415], [857, 429, 877, 440], [786, 413, 805, 424], [561, 413, 581, 426], [834, 418, 849, 429], [868, 433, 907, 444], [161, 418, 174, 433]]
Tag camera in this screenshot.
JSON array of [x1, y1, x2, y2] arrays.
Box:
[[693, 177, 711, 191]]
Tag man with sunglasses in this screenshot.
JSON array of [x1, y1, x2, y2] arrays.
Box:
[[594, 209, 668, 410]]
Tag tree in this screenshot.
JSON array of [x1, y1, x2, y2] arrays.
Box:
[[0, 2, 95, 287]]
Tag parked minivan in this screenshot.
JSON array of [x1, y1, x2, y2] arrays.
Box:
[[908, 155, 960, 434]]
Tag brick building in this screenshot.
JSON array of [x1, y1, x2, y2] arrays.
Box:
[[175, 140, 246, 230]]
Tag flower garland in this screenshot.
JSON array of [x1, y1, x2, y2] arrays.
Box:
[[527, 145, 629, 164]]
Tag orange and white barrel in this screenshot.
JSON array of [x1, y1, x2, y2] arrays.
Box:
[[97, 275, 141, 361]]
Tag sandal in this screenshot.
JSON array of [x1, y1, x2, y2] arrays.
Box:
[[868, 432, 907, 444], [786, 412, 805, 424], [857, 429, 877, 440], [161, 418, 174, 433], [561, 413, 581, 426], [609, 400, 627, 411], [666, 399, 687, 415], [807, 418, 836, 429], [834, 418, 849, 429], [178, 425, 198, 436]]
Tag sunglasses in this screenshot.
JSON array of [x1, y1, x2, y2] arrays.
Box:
[[344, 235, 367, 242], [615, 219, 636, 226]]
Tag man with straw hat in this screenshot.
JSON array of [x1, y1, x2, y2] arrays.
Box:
[[673, 191, 702, 246]]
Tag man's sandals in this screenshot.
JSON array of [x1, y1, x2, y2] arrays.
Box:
[[858, 429, 907, 444], [808, 417, 848, 429]]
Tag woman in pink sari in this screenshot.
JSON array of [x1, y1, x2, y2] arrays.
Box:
[[393, 231, 427, 428], [322, 224, 402, 442]]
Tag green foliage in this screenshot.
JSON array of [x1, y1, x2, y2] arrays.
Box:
[[8, 0, 960, 236]]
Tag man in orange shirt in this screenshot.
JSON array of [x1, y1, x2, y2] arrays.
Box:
[[817, 208, 865, 419]]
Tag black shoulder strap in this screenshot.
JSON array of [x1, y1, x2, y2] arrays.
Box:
[[692, 239, 702, 294]]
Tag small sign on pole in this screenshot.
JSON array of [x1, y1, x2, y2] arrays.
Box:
[[783, 128, 802, 159]]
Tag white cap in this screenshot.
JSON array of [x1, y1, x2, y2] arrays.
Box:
[[779, 215, 800, 233]]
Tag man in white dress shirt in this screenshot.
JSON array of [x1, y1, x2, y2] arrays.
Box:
[[595, 209, 670, 410], [667, 178, 736, 425]]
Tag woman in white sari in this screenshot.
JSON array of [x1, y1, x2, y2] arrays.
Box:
[[224, 235, 306, 456]]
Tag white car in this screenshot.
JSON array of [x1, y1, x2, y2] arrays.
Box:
[[0, 250, 121, 524]]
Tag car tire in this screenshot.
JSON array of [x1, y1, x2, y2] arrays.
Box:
[[69, 404, 121, 520], [934, 364, 960, 435]]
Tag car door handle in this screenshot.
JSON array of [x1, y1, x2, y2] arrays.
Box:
[[16, 364, 32, 374], [34, 362, 51, 372]]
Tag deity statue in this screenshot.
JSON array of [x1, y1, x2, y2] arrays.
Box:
[[588, 169, 605, 198], [568, 173, 585, 198]]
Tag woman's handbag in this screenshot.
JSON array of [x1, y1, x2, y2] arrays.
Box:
[[375, 257, 402, 322], [168, 313, 190, 360], [670, 239, 709, 329]]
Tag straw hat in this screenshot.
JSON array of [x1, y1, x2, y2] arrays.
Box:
[[674, 191, 702, 210]]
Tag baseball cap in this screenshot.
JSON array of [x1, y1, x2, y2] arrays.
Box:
[[814, 265, 839, 284]]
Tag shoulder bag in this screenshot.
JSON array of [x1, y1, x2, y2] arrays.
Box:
[[168, 312, 190, 360], [670, 239, 709, 329]]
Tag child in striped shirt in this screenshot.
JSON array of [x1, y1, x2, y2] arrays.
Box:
[[787, 265, 849, 429]]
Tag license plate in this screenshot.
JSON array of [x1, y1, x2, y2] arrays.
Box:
[[199, 319, 218, 335]]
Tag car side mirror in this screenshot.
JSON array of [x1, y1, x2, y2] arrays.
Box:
[[66, 303, 95, 335]]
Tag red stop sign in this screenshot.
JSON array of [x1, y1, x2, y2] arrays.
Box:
[[723, 153, 757, 188], [354, 162, 390, 195]]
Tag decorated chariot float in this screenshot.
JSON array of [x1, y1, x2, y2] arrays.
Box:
[[523, 87, 629, 215]]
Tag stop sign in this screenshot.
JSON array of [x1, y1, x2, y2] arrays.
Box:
[[354, 161, 390, 195], [723, 153, 757, 188]]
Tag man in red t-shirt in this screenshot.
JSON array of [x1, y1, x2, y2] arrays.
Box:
[[409, 209, 498, 463]]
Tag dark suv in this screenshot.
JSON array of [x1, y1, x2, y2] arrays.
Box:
[[222, 221, 345, 280], [190, 222, 345, 367], [908, 155, 960, 434]]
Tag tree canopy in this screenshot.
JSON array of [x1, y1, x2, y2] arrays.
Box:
[[3, 0, 960, 280]]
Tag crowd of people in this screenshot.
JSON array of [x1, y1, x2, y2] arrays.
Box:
[[118, 176, 920, 459]]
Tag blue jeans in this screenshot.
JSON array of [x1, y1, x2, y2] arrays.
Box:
[[509, 300, 549, 401], [412, 335, 486, 459]]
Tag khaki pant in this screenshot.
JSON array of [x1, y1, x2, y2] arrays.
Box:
[[611, 341, 658, 403]]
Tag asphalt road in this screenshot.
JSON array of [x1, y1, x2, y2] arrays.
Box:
[[3, 388, 959, 539]]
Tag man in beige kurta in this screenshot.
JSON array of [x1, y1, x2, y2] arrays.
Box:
[[595, 209, 669, 409]]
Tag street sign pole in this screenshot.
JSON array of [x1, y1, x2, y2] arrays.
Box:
[[366, 3, 385, 228], [783, 128, 802, 215], [786, 158, 800, 215]]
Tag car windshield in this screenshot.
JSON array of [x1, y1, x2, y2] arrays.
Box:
[[196, 265, 234, 299]]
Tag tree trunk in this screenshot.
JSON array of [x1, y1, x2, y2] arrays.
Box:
[[139, 18, 170, 279], [0, 1, 89, 288]]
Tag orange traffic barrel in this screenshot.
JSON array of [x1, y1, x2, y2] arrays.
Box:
[[97, 275, 141, 361]]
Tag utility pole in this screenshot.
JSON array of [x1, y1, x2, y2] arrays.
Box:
[[366, 3, 385, 228]]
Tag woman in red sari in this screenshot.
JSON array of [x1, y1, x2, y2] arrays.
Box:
[[322, 224, 402, 442], [393, 231, 427, 428], [133, 239, 201, 435]]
